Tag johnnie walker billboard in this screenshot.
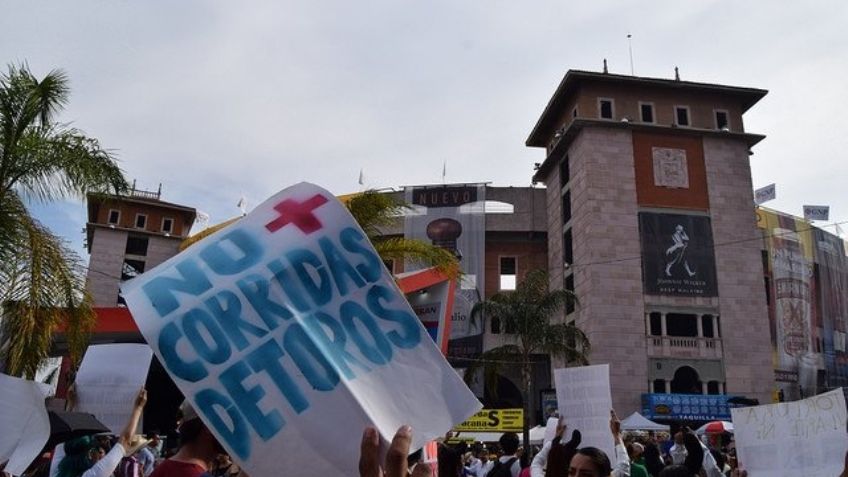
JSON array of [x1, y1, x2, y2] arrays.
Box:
[[639, 212, 718, 297]]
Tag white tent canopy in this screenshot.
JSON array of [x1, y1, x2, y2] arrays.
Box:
[[620, 412, 670, 431]]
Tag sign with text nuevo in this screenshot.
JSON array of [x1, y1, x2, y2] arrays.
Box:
[[121, 182, 481, 477]]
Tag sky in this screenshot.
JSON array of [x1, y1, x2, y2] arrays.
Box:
[[2, 0, 847, 259]]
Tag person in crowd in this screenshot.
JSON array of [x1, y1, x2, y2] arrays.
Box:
[[146, 434, 162, 460], [529, 417, 580, 477], [627, 443, 648, 477], [207, 454, 240, 477], [149, 401, 223, 477], [57, 388, 147, 477], [131, 437, 156, 477], [640, 439, 665, 477], [359, 425, 432, 477], [668, 432, 686, 466], [488, 432, 521, 477]]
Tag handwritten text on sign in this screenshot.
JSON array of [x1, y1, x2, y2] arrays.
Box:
[[731, 389, 848, 477], [122, 183, 480, 476]]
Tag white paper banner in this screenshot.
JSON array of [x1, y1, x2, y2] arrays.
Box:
[[554, 365, 614, 460], [121, 182, 481, 476], [0, 374, 51, 476], [75, 344, 153, 434], [731, 388, 848, 477]]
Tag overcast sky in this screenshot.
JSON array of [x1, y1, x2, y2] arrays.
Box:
[[2, 1, 847, 258]]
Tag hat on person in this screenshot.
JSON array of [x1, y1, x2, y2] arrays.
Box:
[[125, 435, 152, 456], [179, 400, 200, 424]]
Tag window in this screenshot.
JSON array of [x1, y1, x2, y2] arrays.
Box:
[[561, 190, 571, 225], [598, 98, 614, 119], [707, 381, 721, 395], [382, 259, 394, 274], [499, 257, 517, 291], [135, 213, 147, 229], [558, 156, 570, 187], [108, 209, 120, 225], [491, 316, 501, 334], [563, 229, 573, 266], [121, 259, 145, 281], [639, 102, 655, 123], [653, 379, 667, 394], [649, 312, 662, 336], [714, 110, 729, 130], [666, 313, 698, 337], [162, 217, 174, 234], [674, 106, 690, 126], [702, 315, 715, 338], [572, 107, 578, 118], [565, 274, 575, 314], [125, 236, 149, 256]]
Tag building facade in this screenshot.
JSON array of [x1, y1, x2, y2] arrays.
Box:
[[526, 70, 775, 413], [84, 186, 196, 306]]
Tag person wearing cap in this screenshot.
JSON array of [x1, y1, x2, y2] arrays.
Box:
[[149, 401, 223, 477]]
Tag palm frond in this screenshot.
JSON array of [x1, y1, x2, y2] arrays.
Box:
[[374, 237, 461, 279], [345, 189, 407, 238]]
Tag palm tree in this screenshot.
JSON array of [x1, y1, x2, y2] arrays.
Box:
[[344, 189, 461, 279], [0, 63, 128, 378], [464, 269, 590, 450]]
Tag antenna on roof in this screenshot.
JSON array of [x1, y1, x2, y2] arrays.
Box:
[[603, 58, 608, 74], [627, 34, 635, 75], [674, 66, 680, 81]]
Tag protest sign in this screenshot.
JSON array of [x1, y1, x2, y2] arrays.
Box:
[[554, 365, 614, 460], [75, 344, 153, 433], [731, 388, 848, 477], [121, 182, 481, 476], [543, 417, 559, 444], [0, 374, 51, 476]]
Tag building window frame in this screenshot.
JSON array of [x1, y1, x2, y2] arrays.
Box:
[[639, 101, 655, 124], [162, 217, 174, 234], [134, 213, 147, 230], [674, 105, 691, 127], [107, 209, 121, 225], [572, 107, 578, 118], [499, 256, 518, 291], [598, 98, 615, 120], [713, 109, 730, 130]]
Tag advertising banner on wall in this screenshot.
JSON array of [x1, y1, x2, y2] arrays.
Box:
[[404, 185, 486, 358], [814, 228, 848, 391], [759, 209, 819, 401], [639, 212, 718, 297]]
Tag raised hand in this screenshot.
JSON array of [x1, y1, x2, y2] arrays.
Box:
[[360, 425, 431, 477]]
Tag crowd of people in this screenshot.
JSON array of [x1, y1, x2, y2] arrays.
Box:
[[4, 387, 848, 477]]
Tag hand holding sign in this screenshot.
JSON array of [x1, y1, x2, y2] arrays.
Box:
[[122, 182, 481, 476], [359, 426, 432, 477]]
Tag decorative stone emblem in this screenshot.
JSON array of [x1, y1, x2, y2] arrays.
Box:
[[652, 147, 689, 189]]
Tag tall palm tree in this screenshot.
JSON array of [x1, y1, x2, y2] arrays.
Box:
[[0, 63, 128, 378], [464, 269, 590, 449], [345, 189, 461, 279]]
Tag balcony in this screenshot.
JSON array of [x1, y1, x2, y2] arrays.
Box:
[[647, 335, 723, 359]]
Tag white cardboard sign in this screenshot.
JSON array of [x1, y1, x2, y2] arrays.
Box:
[[75, 344, 153, 434], [731, 388, 848, 477], [554, 365, 614, 460], [0, 374, 51, 476], [121, 182, 481, 476]]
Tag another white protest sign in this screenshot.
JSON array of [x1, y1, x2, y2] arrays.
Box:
[[121, 182, 481, 476], [731, 388, 848, 477], [554, 365, 614, 460], [0, 374, 51, 476], [75, 344, 153, 434]]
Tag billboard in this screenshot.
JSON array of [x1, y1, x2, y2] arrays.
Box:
[[404, 185, 486, 357], [639, 212, 718, 297], [641, 393, 736, 421]]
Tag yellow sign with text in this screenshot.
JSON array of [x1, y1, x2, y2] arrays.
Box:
[[453, 409, 524, 432]]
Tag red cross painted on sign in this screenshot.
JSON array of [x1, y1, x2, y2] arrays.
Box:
[[265, 194, 329, 234]]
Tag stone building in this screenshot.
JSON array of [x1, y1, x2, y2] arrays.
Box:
[[526, 70, 774, 413], [84, 185, 196, 306]]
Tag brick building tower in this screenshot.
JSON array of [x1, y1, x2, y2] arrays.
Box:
[[84, 184, 196, 306], [527, 70, 774, 414]]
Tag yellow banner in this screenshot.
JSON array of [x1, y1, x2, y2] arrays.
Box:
[[453, 409, 524, 432]]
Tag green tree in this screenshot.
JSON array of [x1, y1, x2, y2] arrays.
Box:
[[464, 269, 590, 449], [0, 63, 127, 378], [345, 189, 461, 278]]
